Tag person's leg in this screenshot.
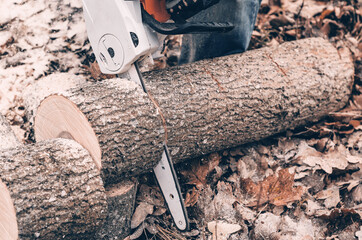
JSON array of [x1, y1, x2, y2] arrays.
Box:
[[178, 0, 261, 64]]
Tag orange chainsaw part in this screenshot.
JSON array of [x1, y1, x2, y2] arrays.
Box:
[[141, 0, 171, 23]]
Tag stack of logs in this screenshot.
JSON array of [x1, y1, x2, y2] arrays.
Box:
[[0, 38, 354, 239]]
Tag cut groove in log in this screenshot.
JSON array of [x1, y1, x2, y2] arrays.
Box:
[[0, 138, 108, 239], [0, 179, 18, 240], [35, 95, 102, 169], [25, 38, 354, 181]]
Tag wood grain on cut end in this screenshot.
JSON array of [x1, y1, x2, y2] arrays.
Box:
[[35, 95, 102, 169], [0, 138, 108, 239], [0, 179, 18, 240]]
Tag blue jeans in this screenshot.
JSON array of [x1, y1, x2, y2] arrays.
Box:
[[179, 0, 261, 64]]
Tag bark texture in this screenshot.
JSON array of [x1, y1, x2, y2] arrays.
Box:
[[0, 138, 108, 239], [58, 79, 164, 183], [0, 114, 21, 151], [144, 37, 354, 162], [97, 181, 138, 240], [24, 77, 165, 185], [25, 38, 353, 180]]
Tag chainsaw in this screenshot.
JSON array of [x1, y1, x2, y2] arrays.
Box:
[[82, 0, 234, 231]]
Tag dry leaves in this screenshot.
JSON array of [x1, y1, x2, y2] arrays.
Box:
[[315, 185, 341, 209], [207, 221, 242, 240], [130, 184, 166, 238], [181, 153, 222, 207], [254, 213, 318, 240], [241, 168, 305, 207], [181, 153, 221, 190], [184, 187, 199, 207], [131, 202, 154, 229], [296, 141, 361, 174]]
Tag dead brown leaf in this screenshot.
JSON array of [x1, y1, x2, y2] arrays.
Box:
[[181, 153, 221, 189], [136, 184, 164, 207], [321, 19, 341, 38], [315, 185, 341, 209], [296, 142, 361, 174], [184, 187, 199, 207], [241, 168, 305, 207], [269, 15, 295, 28], [351, 95, 362, 109], [131, 202, 154, 229], [319, 8, 335, 21]]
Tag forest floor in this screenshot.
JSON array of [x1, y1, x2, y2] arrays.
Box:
[[0, 0, 361, 239]]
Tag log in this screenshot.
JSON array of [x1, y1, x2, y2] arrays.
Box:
[[97, 181, 138, 240], [24, 38, 354, 184], [0, 138, 108, 239], [144, 37, 354, 162], [24, 75, 164, 185]]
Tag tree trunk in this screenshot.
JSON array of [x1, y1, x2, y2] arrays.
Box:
[[0, 114, 21, 151], [144, 37, 354, 162], [24, 38, 354, 184], [0, 138, 108, 239]]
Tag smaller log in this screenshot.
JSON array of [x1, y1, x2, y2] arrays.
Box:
[[0, 114, 21, 151], [97, 180, 138, 240], [23, 75, 164, 185], [0, 138, 108, 239]]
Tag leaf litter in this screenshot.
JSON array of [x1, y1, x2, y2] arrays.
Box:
[[240, 168, 306, 207], [1, 0, 361, 239]]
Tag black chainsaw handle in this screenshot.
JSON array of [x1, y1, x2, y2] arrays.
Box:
[[142, 8, 234, 35], [167, 0, 221, 22]]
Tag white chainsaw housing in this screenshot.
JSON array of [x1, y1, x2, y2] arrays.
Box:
[[82, 0, 159, 74]]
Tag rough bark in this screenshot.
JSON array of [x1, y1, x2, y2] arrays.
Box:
[[144, 37, 354, 162], [97, 181, 138, 240], [24, 77, 164, 185], [25, 38, 354, 181], [0, 114, 21, 151], [0, 138, 108, 239]]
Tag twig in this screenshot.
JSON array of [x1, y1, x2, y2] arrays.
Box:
[[295, 0, 304, 39]]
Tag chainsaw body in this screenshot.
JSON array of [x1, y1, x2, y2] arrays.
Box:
[[82, 0, 159, 74], [82, 0, 233, 74]]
